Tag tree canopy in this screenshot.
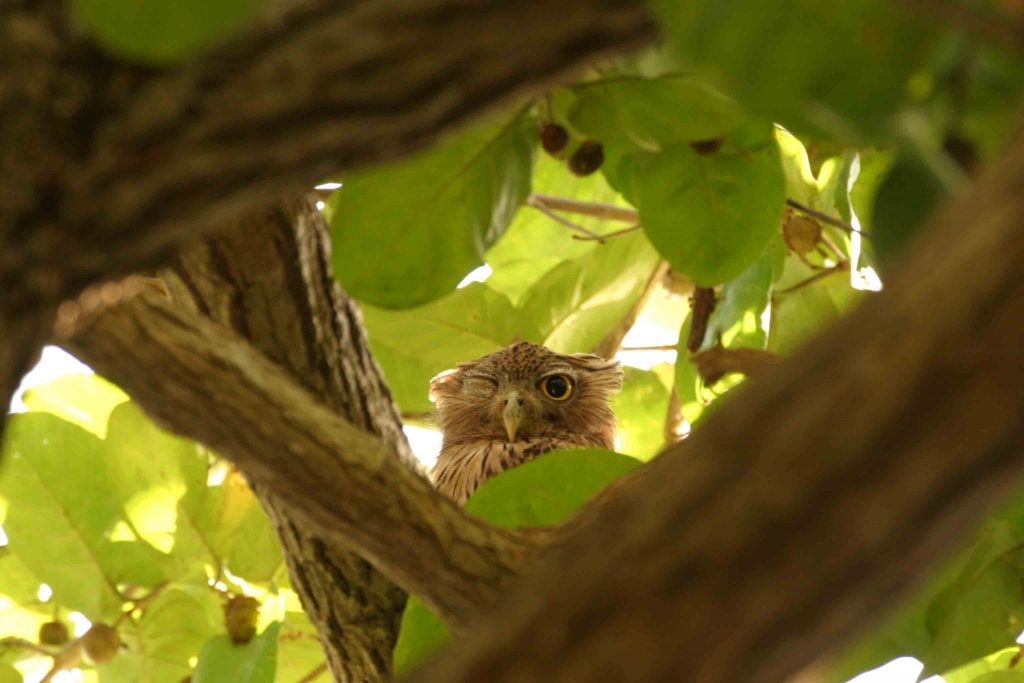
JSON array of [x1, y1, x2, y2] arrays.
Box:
[[2, 0, 1024, 682]]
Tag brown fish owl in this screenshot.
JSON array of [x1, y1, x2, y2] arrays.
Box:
[[430, 341, 622, 504]]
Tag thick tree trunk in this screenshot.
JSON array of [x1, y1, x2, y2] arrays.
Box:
[[155, 200, 413, 681], [0, 0, 653, 430]]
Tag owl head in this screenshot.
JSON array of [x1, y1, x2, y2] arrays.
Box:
[[429, 341, 622, 448]]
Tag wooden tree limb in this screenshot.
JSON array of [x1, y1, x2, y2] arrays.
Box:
[[63, 289, 537, 631], [156, 199, 412, 681], [404, 133, 1024, 681], [0, 0, 654, 434]]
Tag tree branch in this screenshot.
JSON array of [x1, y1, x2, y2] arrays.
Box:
[[405, 132, 1024, 681], [0, 0, 654, 435], [63, 290, 537, 631], [155, 199, 412, 680]]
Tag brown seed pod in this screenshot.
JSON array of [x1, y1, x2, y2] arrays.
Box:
[[224, 595, 261, 645], [82, 623, 120, 664], [782, 213, 822, 255], [690, 138, 725, 155], [567, 140, 604, 176], [540, 123, 569, 155], [38, 620, 70, 646]]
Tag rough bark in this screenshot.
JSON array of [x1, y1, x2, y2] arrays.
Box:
[[63, 287, 537, 630], [405, 133, 1024, 682], [0, 0, 654, 429], [155, 200, 411, 681]]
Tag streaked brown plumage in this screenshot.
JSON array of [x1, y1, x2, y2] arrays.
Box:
[[430, 341, 622, 504]]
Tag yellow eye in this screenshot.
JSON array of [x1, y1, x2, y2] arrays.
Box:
[[539, 374, 573, 401]]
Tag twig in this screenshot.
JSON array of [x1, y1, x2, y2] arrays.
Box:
[[690, 346, 782, 385], [620, 344, 678, 352], [687, 288, 717, 353], [528, 194, 638, 222], [775, 262, 849, 294], [592, 261, 670, 359], [526, 196, 608, 241], [785, 198, 868, 237], [663, 389, 685, 446], [0, 636, 57, 657], [116, 581, 169, 625], [296, 662, 329, 683], [572, 225, 641, 241]]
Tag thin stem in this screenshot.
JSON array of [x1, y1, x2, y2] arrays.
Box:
[[528, 194, 638, 222], [620, 344, 678, 351], [573, 225, 641, 241], [526, 196, 607, 241], [296, 662, 329, 683], [785, 198, 869, 237], [775, 263, 848, 294]]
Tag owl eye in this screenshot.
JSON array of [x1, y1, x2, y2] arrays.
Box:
[[539, 374, 573, 401]]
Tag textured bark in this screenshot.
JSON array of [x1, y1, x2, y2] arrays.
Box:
[[63, 288, 537, 631], [155, 200, 412, 681], [0, 0, 654, 431], [404, 133, 1024, 681]]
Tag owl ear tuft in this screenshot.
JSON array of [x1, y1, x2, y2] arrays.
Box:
[[567, 353, 623, 392], [428, 368, 459, 403]]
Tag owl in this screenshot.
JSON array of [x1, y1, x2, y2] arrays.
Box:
[[429, 341, 622, 504]]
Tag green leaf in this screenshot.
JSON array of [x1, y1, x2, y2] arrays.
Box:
[[568, 75, 745, 151], [674, 317, 706, 426], [610, 368, 670, 461], [485, 152, 632, 304], [273, 608, 328, 683], [652, 0, 934, 138], [394, 449, 640, 672], [871, 155, 948, 265], [21, 373, 128, 439], [0, 414, 126, 619], [702, 253, 772, 350], [0, 664, 20, 683], [768, 257, 860, 355], [941, 648, 1020, 683], [393, 597, 452, 676], [634, 124, 785, 286], [100, 582, 222, 683], [920, 520, 1024, 676], [193, 621, 280, 683], [964, 672, 1024, 683], [775, 127, 817, 206], [70, 0, 265, 64], [224, 502, 282, 584], [104, 404, 204, 559], [362, 283, 540, 413], [464, 449, 641, 528], [518, 230, 660, 353], [331, 114, 535, 308]]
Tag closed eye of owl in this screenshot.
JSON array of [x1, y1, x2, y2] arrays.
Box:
[[429, 341, 622, 504]]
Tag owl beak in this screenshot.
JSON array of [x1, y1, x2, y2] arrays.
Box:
[[502, 392, 523, 442]]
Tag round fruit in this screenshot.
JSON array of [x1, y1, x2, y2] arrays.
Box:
[[540, 123, 569, 155], [690, 138, 724, 155], [567, 141, 604, 176], [38, 620, 70, 646], [82, 623, 120, 664], [783, 214, 822, 255], [224, 595, 261, 645]]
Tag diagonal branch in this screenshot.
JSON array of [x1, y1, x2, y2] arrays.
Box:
[[404, 133, 1024, 680], [63, 289, 538, 631], [0, 0, 654, 436]]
